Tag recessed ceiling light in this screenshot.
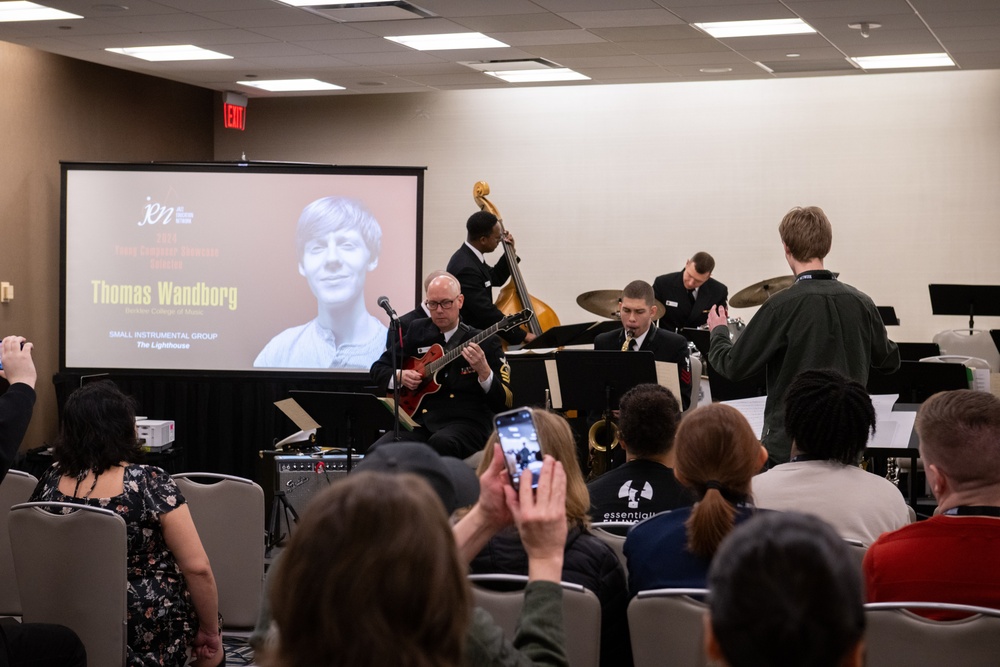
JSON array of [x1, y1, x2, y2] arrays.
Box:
[[237, 79, 346, 92], [699, 67, 733, 74], [786, 53, 801, 58], [694, 18, 816, 39], [386, 32, 508, 51], [105, 45, 232, 62], [0, 1, 82, 21], [484, 68, 589, 83], [850, 53, 955, 69]]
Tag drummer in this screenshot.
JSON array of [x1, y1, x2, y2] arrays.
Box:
[[653, 252, 729, 333], [706, 206, 900, 467]]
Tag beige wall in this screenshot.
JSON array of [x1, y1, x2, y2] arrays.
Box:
[[215, 69, 1000, 349], [1, 42, 213, 450]]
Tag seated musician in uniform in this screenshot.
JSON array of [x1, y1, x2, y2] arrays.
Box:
[[593, 280, 691, 409], [370, 274, 513, 458], [653, 251, 728, 333]]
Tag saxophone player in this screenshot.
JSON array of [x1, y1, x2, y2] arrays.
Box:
[[593, 280, 692, 410]]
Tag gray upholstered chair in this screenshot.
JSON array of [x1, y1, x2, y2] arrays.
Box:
[[628, 588, 708, 667], [172, 472, 265, 630], [8, 501, 128, 666], [468, 573, 601, 667], [865, 601, 1000, 667], [0, 469, 38, 616], [590, 521, 633, 569]]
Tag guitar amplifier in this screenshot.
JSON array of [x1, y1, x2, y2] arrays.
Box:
[[274, 453, 363, 515]]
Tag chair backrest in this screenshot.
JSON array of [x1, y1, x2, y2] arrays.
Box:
[[628, 588, 709, 667], [590, 521, 633, 569], [865, 602, 1000, 667], [9, 501, 128, 666], [469, 573, 602, 667], [0, 469, 38, 615], [932, 329, 1000, 371], [173, 472, 265, 628], [843, 537, 867, 569]]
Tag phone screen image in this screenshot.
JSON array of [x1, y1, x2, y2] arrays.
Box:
[[495, 408, 542, 490]]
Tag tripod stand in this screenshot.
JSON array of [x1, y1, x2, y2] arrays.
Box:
[[265, 491, 299, 558]]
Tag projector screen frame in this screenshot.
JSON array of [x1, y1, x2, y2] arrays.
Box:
[[59, 160, 425, 377]]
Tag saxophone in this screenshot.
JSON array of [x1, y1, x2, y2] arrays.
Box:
[[586, 332, 631, 479]]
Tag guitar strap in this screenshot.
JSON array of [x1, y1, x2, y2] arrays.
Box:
[[444, 323, 472, 353]]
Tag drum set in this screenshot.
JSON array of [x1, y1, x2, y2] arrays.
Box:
[[575, 274, 796, 348]]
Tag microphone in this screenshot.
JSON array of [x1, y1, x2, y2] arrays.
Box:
[[377, 296, 399, 321]]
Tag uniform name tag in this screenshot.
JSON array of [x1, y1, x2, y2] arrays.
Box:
[[665, 300, 679, 308], [417, 346, 433, 354], [484, 280, 492, 287]]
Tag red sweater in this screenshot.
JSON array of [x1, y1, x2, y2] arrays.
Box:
[[864, 514, 1000, 619]]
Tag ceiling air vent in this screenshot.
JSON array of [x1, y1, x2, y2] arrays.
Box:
[[304, 2, 435, 22]]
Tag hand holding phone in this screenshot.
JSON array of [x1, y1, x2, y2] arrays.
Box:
[[494, 407, 543, 491]]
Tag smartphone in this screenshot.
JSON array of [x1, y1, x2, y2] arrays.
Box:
[[494, 407, 542, 490]]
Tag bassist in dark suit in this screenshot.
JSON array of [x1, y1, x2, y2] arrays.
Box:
[[370, 274, 513, 458], [446, 210, 536, 346]]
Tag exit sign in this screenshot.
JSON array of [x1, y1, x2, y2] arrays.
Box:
[[223, 102, 246, 130]]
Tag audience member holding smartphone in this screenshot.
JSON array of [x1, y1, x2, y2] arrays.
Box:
[[469, 408, 632, 667], [0, 335, 87, 667]]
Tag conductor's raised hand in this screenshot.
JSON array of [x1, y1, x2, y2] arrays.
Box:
[[707, 304, 729, 331]]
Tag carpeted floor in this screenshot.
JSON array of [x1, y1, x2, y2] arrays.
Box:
[[223, 636, 256, 666]]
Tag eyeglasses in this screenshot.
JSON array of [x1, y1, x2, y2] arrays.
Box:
[[425, 299, 456, 311]]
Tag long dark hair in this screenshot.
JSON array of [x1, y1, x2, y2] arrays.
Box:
[[52, 381, 142, 477]]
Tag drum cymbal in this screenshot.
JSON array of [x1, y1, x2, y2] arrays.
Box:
[[576, 290, 668, 320], [729, 275, 795, 308]]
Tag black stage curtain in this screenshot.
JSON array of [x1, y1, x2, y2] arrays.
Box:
[[52, 373, 378, 486]]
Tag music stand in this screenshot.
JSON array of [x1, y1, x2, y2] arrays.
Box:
[[552, 349, 658, 474], [928, 284, 1000, 329], [680, 327, 710, 358], [524, 320, 619, 349], [866, 361, 969, 404], [288, 390, 397, 456], [877, 306, 900, 326]]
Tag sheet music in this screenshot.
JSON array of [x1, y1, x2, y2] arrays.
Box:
[[375, 397, 417, 430], [544, 359, 563, 409], [274, 398, 321, 432], [721, 396, 766, 439], [868, 393, 916, 449], [654, 361, 680, 399]]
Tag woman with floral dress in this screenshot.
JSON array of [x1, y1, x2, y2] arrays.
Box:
[[31, 381, 222, 667]]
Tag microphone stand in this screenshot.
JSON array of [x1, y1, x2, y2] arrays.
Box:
[[389, 316, 403, 442]]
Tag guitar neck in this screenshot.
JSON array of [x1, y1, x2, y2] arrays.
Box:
[[426, 321, 505, 375]]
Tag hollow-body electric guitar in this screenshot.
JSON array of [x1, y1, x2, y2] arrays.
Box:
[[396, 309, 532, 417]]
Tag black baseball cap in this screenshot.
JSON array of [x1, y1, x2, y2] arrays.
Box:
[[353, 441, 479, 514]]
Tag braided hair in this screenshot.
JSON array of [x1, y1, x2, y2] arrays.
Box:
[[783, 369, 875, 465]]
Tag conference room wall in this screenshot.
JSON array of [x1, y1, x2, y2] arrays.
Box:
[[216, 69, 1000, 347], [0, 41, 214, 449]]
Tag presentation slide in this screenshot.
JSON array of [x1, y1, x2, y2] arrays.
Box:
[[62, 163, 422, 373]]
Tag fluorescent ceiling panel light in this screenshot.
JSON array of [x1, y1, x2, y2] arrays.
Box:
[[0, 1, 82, 21], [386, 32, 508, 51], [694, 19, 816, 38], [485, 68, 589, 83], [105, 45, 232, 62], [237, 79, 345, 92], [850, 53, 955, 69]]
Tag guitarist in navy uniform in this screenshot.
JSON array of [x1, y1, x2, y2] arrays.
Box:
[[370, 274, 514, 458]]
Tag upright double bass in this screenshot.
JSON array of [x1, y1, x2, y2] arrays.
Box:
[[472, 181, 560, 339]]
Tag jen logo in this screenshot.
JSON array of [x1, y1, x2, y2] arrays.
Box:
[[137, 197, 174, 226]]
